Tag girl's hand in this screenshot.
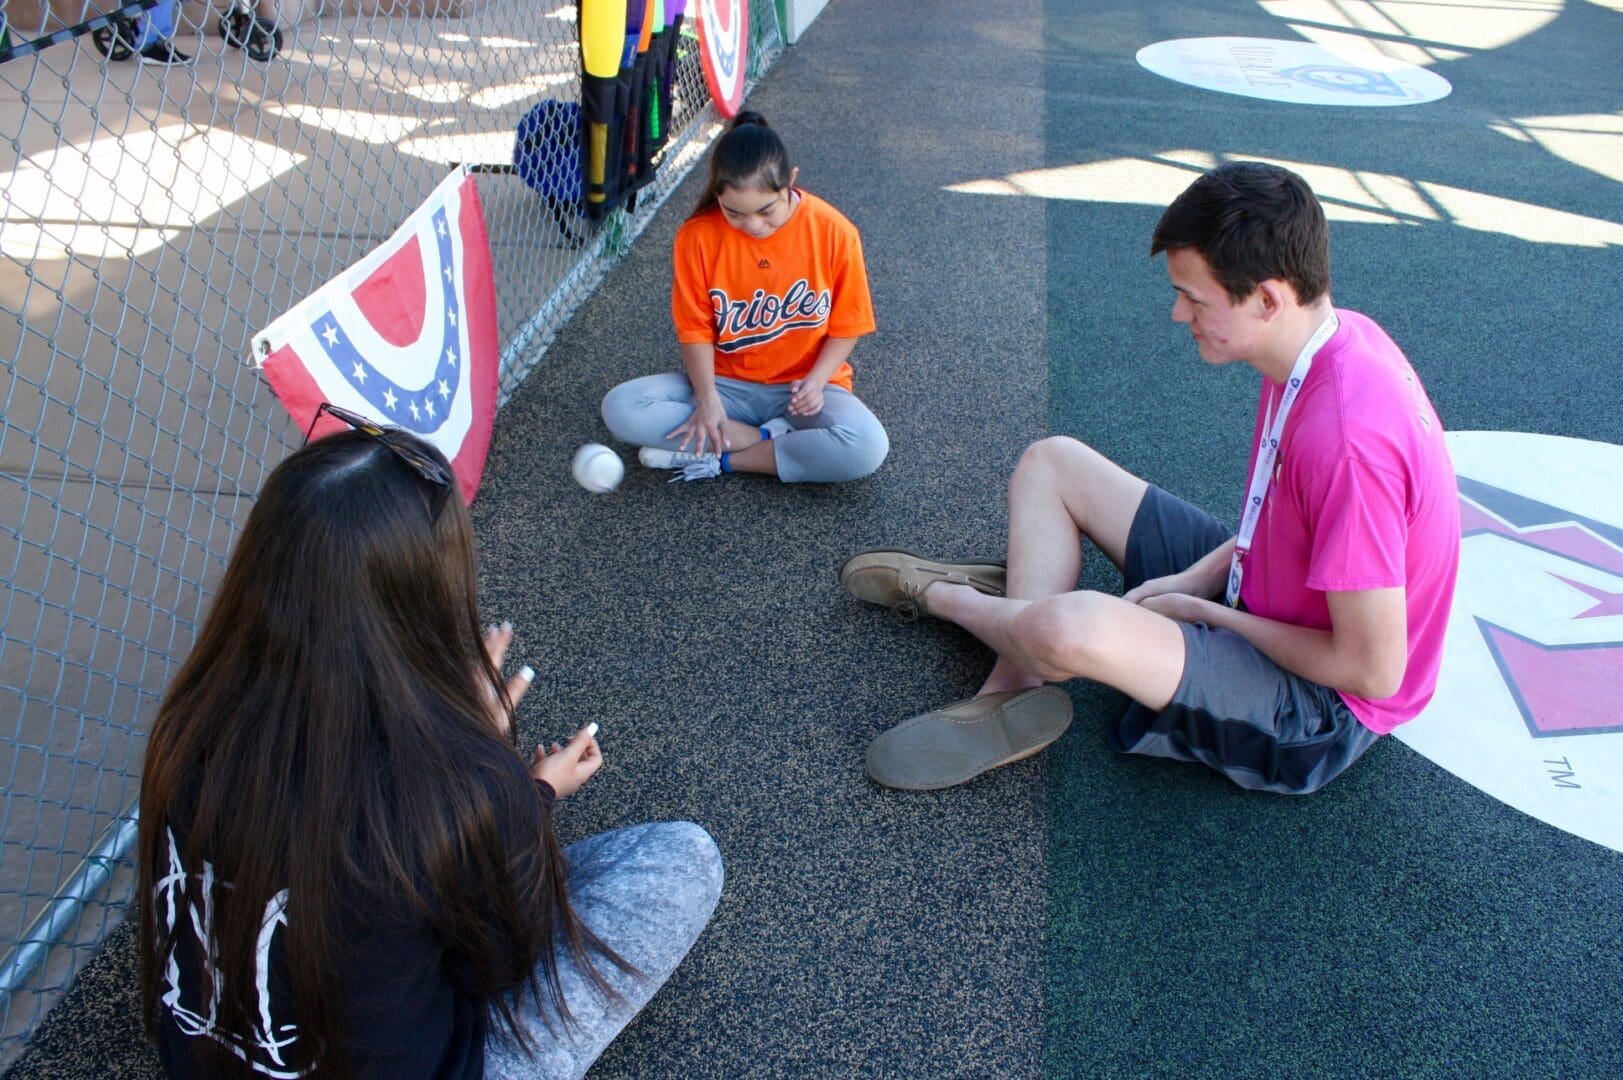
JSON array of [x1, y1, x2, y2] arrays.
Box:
[[482, 622, 535, 736], [665, 395, 731, 456], [788, 378, 826, 416], [530, 724, 603, 799]]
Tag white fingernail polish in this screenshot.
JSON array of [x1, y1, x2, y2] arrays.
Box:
[[586, 722, 599, 738], [501, 621, 513, 632], [519, 665, 535, 682]]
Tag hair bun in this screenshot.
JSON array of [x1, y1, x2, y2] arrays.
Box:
[[730, 110, 769, 130]]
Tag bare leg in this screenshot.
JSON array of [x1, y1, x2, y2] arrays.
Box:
[[674, 418, 778, 475], [721, 434, 779, 476], [978, 437, 1152, 695], [711, 418, 764, 451], [935, 586, 1185, 711]]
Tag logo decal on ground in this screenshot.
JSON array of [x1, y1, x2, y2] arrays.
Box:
[[1396, 432, 1622, 853], [1136, 38, 1451, 107]]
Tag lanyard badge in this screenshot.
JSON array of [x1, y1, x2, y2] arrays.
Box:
[[1225, 313, 1340, 608]]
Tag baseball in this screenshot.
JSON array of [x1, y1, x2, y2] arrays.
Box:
[[571, 443, 624, 494]]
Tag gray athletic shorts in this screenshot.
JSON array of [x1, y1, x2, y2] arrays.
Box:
[[1108, 485, 1379, 794]]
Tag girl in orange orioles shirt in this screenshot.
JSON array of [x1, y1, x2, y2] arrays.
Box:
[[600, 112, 889, 483]]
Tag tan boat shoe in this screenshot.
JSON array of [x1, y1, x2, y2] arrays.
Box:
[[865, 686, 1073, 791], [838, 549, 1006, 620]]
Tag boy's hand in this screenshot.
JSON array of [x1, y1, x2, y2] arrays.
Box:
[[1135, 591, 1213, 625], [1125, 574, 1177, 605]]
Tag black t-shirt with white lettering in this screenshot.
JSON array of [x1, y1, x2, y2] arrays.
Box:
[[153, 746, 549, 1079]]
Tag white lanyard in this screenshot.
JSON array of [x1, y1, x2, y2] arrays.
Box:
[[1225, 313, 1340, 608]]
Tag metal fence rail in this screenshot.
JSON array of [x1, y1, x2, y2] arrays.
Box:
[[0, 0, 783, 1061]]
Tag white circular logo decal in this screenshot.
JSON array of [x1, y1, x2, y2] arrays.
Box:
[[1137, 37, 1452, 107], [1397, 432, 1622, 853]]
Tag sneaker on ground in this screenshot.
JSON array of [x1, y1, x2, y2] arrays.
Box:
[[762, 416, 793, 439], [670, 457, 724, 482], [138, 40, 196, 66], [638, 447, 717, 470]]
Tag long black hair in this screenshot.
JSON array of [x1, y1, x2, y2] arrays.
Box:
[[690, 110, 794, 219], [138, 430, 621, 1076]]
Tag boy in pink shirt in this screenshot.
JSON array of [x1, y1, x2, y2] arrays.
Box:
[[840, 162, 1460, 794]]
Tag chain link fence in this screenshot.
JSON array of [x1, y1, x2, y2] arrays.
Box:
[[0, 0, 783, 1062]]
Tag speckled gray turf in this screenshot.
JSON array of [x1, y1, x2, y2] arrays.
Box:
[[6, 2, 1053, 1077], [481, 4, 1052, 1071]]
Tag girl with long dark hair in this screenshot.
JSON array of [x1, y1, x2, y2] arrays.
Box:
[[600, 111, 889, 483], [138, 416, 722, 1078]]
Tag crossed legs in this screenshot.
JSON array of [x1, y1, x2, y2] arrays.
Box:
[[924, 437, 1187, 711], [600, 373, 888, 482], [855, 437, 1379, 793]]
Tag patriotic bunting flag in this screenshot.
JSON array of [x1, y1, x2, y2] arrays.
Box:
[[254, 167, 499, 503]]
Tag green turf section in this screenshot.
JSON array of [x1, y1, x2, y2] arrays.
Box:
[[1039, 2, 1623, 1076], [1044, 718, 1623, 1076]]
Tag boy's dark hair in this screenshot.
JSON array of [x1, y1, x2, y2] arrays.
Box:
[[1151, 161, 1330, 305], [691, 111, 794, 218]]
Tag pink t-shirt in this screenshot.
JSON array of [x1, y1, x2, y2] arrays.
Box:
[[1238, 310, 1460, 735]]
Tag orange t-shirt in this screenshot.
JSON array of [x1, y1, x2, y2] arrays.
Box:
[[671, 190, 876, 392]]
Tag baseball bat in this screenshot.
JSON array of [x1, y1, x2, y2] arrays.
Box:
[[652, 1, 685, 155], [621, 0, 644, 69], [579, 0, 628, 206], [638, 0, 655, 54], [642, 0, 666, 151], [622, 0, 657, 186]]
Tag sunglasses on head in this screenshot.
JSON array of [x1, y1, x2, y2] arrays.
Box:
[[304, 402, 454, 522]]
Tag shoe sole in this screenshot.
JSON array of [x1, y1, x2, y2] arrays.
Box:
[[837, 548, 1007, 608], [865, 686, 1073, 791]]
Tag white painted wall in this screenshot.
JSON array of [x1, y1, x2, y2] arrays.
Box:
[[782, 0, 830, 44]]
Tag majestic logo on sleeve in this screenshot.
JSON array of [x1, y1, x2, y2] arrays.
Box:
[[1395, 432, 1622, 855], [709, 279, 831, 353]]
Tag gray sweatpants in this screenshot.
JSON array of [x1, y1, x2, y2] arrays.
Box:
[[485, 821, 724, 1079], [600, 372, 889, 483]]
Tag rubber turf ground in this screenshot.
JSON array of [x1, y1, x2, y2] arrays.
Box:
[[9, 1, 1620, 1076]]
